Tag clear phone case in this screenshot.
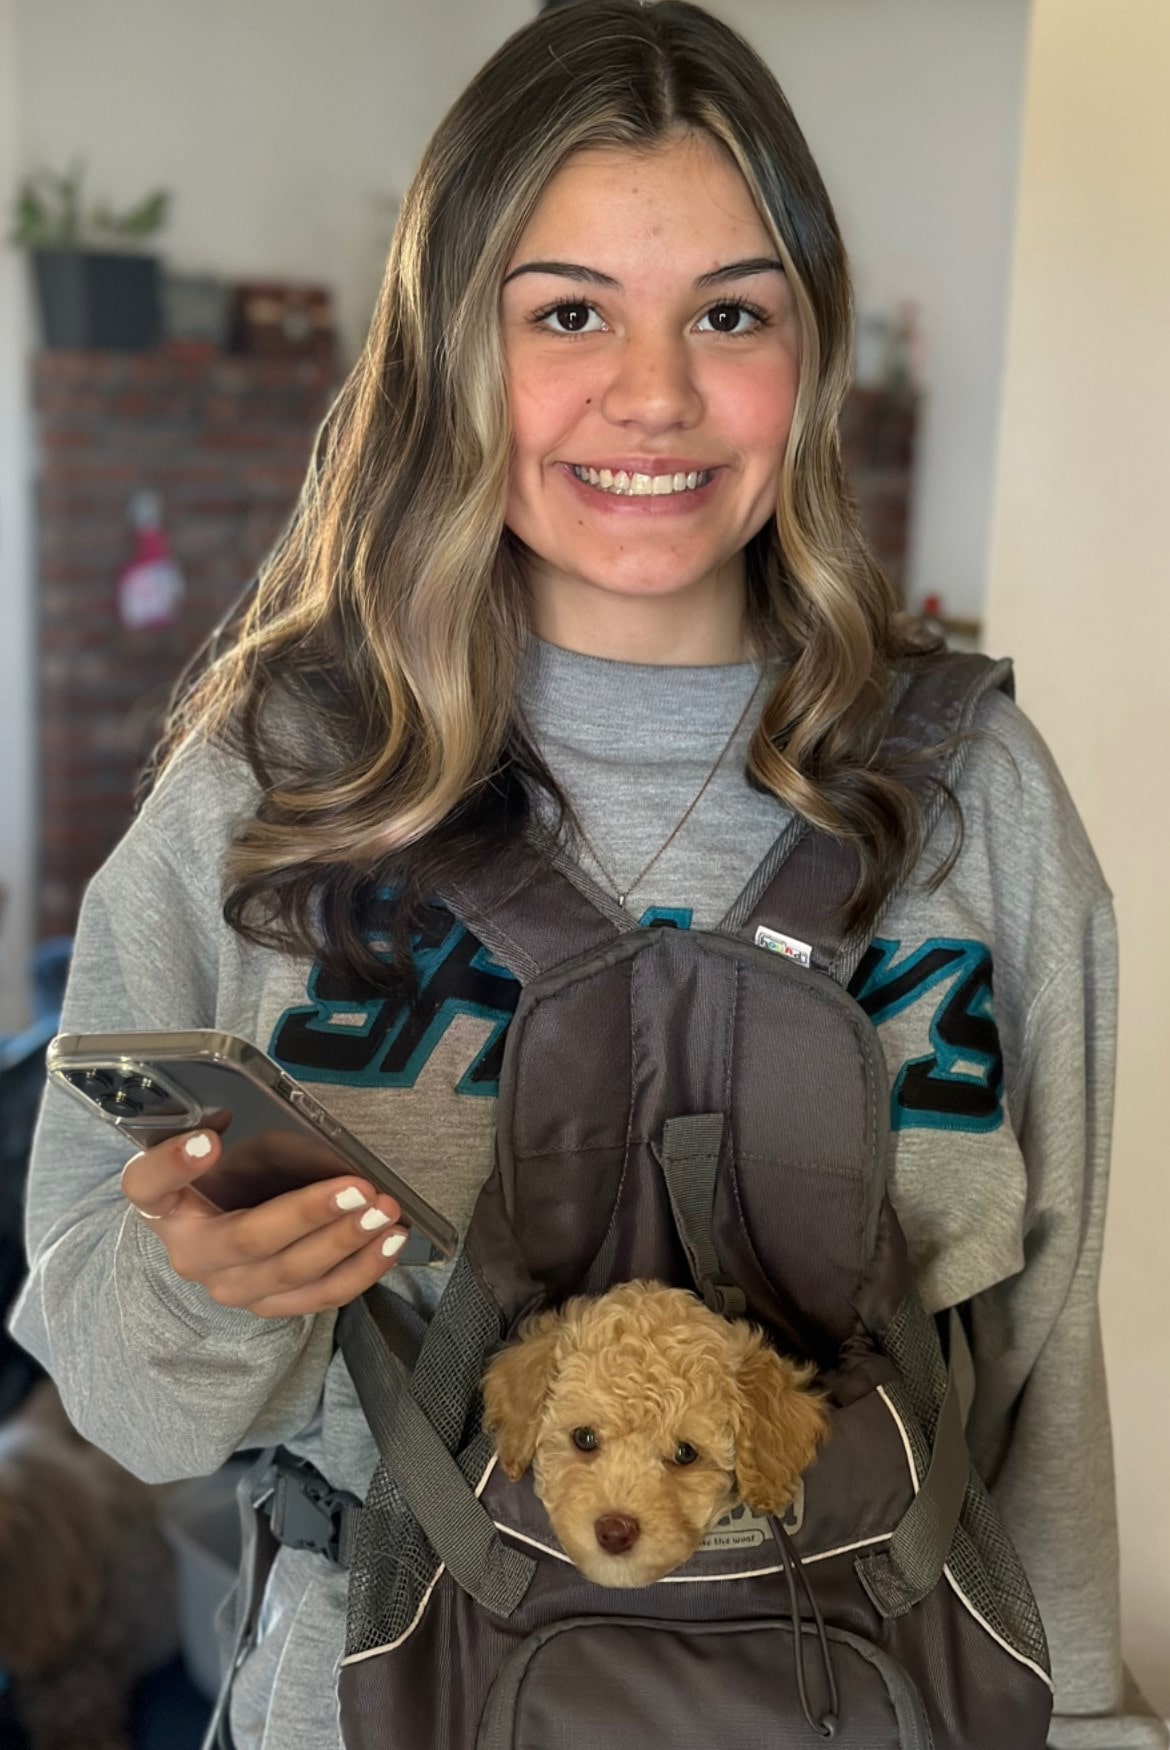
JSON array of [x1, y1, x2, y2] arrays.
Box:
[[46, 1028, 458, 1259]]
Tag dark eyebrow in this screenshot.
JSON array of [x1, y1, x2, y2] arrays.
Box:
[[694, 257, 785, 289], [500, 256, 784, 290]]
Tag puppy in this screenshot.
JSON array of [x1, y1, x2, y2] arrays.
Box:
[[0, 1378, 178, 1750], [482, 1279, 828, 1589]]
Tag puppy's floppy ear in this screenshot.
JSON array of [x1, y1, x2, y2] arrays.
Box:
[[731, 1328, 828, 1517], [481, 1307, 564, 1480]]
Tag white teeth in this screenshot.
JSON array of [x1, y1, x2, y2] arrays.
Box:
[[571, 465, 711, 497]]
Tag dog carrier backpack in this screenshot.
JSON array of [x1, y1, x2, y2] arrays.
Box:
[[218, 651, 1055, 1749]]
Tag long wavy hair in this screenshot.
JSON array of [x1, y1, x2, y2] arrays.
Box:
[[152, 0, 940, 998]]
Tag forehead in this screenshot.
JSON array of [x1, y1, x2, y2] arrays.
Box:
[[506, 133, 775, 276], [551, 1310, 736, 1412]]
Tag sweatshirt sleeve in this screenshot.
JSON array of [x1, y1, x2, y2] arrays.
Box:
[[965, 900, 1166, 1749], [6, 739, 337, 1482]]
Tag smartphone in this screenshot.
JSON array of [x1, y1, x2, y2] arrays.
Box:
[[46, 1028, 458, 1260]]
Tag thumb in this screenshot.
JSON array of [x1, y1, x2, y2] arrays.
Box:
[[120, 1129, 224, 1222]]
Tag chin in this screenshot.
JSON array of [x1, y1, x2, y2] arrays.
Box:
[[557, 1525, 701, 1591], [570, 1547, 683, 1590]]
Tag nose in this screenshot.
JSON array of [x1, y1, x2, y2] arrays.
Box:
[[600, 330, 701, 432], [594, 1514, 641, 1555]]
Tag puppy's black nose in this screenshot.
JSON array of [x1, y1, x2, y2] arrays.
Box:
[[594, 1514, 640, 1555]]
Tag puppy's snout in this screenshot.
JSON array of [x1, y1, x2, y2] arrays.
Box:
[[594, 1513, 641, 1555]]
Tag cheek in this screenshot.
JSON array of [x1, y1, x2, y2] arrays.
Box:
[[724, 356, 799, 459], [506, 355, 593, 465]]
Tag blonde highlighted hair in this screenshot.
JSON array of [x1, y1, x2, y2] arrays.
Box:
[[153, 0, 938, 995]]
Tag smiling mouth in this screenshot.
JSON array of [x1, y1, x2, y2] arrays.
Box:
[[569, 465, 715, 498]]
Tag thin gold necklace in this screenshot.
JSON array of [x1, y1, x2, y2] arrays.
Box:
[[573, 671, 764, 909]]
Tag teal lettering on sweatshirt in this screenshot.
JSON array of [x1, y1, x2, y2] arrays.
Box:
[[849, 938, 1005, 1133]]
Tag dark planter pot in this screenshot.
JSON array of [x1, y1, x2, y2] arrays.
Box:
[[31, 248, 162, 350]]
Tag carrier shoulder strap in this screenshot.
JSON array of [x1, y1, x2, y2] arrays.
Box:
[[725, 650, 1013, 985], [440, 836, 628, 987]]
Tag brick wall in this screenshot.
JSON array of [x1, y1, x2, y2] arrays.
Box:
[[31, 357, 915, 943], [34, 345, 337, 939]]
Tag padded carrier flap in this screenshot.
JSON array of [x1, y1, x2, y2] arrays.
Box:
[[464, 921, 890, 1362]]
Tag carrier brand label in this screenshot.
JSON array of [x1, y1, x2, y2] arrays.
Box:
[[699, 1481, 805, 1551], [700, 1504, 769, 1550], [754, 926, 812, 967]]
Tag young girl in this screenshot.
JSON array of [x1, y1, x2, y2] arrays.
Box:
[[10, 3, 1164, 1747]]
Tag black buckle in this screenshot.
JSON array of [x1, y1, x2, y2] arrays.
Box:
[[267, 1452, 361, 1567]]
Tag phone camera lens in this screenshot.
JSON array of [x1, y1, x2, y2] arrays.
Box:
[[122, 1074, 168, 1107], [69, 1069, 114, 1098], [101, 1086, 144, 1116]]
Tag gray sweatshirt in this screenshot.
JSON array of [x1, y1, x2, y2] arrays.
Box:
[[9, 639, 1166, 1750]]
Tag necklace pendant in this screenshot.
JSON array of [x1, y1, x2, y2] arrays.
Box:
[[617, 894, 627, 909]]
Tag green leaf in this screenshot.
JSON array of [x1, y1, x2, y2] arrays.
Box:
[[7, 161, 168, 249], [114, 188, 169, 238], [8, 182, 50, 246]]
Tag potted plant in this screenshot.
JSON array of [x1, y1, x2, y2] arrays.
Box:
[[9, 161, 170, 350]]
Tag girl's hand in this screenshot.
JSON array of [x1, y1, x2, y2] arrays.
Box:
[[119, 1128, 409, 1317]]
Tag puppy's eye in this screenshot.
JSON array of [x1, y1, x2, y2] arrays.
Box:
[[672, 1441, 699, 1466], [571, 1427, 599, 1452]]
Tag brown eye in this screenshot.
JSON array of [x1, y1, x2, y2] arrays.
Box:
[[534, 302, 600, 335], [672, 1441, 699, 1466], [572, 1427, 599, 1452]]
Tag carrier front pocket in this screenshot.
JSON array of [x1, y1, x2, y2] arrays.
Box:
[[475, 1613, 932, 1750]]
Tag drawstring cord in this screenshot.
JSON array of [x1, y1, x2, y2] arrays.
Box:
[[770, 1516, 839, 1738]]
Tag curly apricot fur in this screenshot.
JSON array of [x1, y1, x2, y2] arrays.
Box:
[[481, 1281, 828, 1588]]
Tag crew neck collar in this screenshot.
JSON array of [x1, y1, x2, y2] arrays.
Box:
[[519, 634, 769, 751]]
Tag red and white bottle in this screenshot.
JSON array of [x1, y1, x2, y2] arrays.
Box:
[[116, 490, 185, 631]]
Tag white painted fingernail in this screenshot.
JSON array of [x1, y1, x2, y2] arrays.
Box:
[[334, 1187, 368, 1211], [382, 1230, 408, 1258], [359, 1207, 392, 1231], [183, 1133, 213, 1159]]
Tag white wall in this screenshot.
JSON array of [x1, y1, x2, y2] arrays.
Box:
[[723, 0, 1033, 622], [983, 0, 1170, 1715], [0, 0, 34, 1033]]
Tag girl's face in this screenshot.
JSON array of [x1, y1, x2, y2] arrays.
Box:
[[500, 131, 800, 662]]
